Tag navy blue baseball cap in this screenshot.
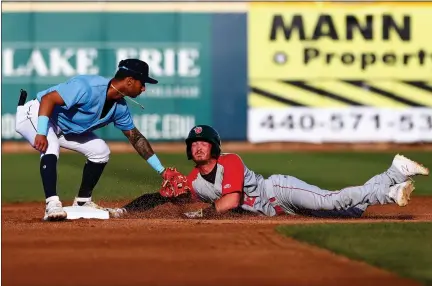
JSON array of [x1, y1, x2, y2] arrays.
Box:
[[117, 59, 158, 84]]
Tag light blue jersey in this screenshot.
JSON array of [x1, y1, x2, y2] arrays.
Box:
[[36, 75, 135, 134]]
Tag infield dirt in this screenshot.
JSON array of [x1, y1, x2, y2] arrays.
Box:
[[2, 197, 432, 286]]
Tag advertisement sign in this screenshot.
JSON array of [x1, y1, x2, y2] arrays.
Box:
[[248, 3, 432, 143], [249, 3, 432, 80], [2, 11, 212, 141], [248, 107, 432, 143]]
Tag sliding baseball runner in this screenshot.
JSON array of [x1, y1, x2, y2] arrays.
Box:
[[123, 125, 429, 219]]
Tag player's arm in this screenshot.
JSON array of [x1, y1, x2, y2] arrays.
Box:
[[35, 78, 89, 153], [200, 192, 241, 217], [203, 154, 244, 217], [38, 91, 66, 118], [122, 127, 155, 160], [185, 191, 241, 219], [34, 91, 66, 153], [122, 127, 167, 176], [213, 192, 241, 213]]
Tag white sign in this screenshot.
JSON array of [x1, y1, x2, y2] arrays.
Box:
[[248, 107, 432, 143], [2, 48, 99, 77], [116, 48, 200, 77], [2, 44, 202, 88]]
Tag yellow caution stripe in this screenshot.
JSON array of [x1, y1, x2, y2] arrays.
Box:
[[282, 81, 361, 106], [251, 81, 349, 107], [403, 81, 432, 100], [250, 86, 304, 106], [248, 91, 288, 108], [307, 80, 406, 108], [248, 80, 432, 107], [345, 81, 425, 107], [365, 81, 432, 107]]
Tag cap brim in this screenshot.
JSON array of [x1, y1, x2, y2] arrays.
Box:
[[141, 77, 158, 84]]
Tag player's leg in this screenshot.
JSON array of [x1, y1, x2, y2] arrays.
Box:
[[295, 203, 368, 218], [363, 154, 428, 186], [123, 193, 172, 212], [269, 154, 428, 218], [15, 99, 67, 221], [57, 132, 126, 217], [269, 174, 413, 218], [58, 132, 110, 204], [363, 165, 406, 186]]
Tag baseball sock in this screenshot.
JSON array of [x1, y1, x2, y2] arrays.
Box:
[[40, 154, 58, 199], [77, 160, 107, 204]]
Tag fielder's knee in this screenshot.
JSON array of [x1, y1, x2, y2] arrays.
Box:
[[43, 141, 60, 159], [87, 142, 110, 163]]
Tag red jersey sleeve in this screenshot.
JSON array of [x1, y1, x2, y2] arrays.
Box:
[[187, 168, 200, 201], [219, 154, 245, 195]]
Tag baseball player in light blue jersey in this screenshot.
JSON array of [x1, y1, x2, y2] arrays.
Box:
[[122, 125, 430, 219], [15, 59, 186, 221]]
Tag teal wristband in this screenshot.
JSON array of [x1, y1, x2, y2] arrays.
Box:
[[146, 154, 165, 174], [37, 116, 49, 136]]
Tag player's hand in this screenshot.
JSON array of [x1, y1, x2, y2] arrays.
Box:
[[160, 168, 167, 178], [34, 134, 48, 153]]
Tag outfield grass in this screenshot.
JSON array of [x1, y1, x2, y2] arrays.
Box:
[[276, 223, 432, 285], [1, 151, 431, 202]]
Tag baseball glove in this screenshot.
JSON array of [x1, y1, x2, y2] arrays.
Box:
[[159, 167, 191, 198]]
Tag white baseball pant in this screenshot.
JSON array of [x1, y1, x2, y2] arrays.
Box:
[[15, 99, 110, 163]]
